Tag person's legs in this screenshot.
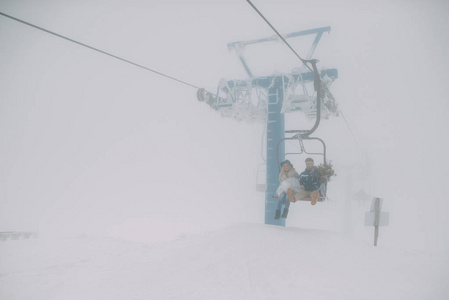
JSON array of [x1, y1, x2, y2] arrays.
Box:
[[287, 188, 296, 203], [294, 189, 312, 200], [281, 193, 291, 218], [281, 208, 289, 218], [276, 192, 286, 210], [275, 192, 286, 219], [311, 190, 319, 205], [283, 195, 291, 210]]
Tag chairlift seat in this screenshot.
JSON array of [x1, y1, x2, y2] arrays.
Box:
[[272, 183, 327, 202], [272, 195, 326, 202]]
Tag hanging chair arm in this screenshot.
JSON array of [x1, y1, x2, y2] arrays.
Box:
[[276, 137, 288, 173], [283, 60, 322, 136], [301, 136, 327, 164], [303, 59, 322, 137], [276, 136, 300, 172]]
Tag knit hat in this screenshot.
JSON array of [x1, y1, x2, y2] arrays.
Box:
[[280, 160, 293, 168]]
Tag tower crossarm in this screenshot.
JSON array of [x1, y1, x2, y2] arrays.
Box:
[[227, 68, 338, 89], [227, 26, 332, 77], [197, 68, 338, 122], [227, 27, 331, 50]]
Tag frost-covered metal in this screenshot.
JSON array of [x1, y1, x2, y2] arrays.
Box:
[[197, 27, 338, 226], [197, 69, 338, 123]]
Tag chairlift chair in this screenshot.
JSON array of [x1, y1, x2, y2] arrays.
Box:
[[276, 133, 328, 202], [275, 59, 330, 203]]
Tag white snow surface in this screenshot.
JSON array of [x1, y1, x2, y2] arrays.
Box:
[[1, 223, 448, 300], [1, 1, 449, 299]]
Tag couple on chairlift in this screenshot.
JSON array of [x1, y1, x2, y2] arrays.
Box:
[[275, 157, 326, 220]]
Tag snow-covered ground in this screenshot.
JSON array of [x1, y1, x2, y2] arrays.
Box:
[[1, 1, 449, 299], [1, 221, 448, 300]]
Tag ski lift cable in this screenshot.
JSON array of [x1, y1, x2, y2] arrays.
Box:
[[338, 109, 363, 151], [246, 0, 313, 73], [0, 11, 211, 93]]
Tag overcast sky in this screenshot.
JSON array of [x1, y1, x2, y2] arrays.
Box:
[[1, 0, 448, 248]]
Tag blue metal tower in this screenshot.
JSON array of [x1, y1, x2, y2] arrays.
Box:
[[198, 27, 338, 226]]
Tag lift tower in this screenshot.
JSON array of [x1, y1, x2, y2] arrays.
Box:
[[198, 27, 338, 226]]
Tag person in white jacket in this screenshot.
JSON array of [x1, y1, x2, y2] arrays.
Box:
[[275, 160, 301, 219]]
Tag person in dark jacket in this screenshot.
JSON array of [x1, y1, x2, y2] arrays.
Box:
[[294, 157, 323, 205]]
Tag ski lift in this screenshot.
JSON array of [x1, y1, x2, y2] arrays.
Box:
[[276, 133, 328, 202], [275, 59, 330, 202]]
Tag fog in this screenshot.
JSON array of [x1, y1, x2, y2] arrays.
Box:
[[1, 0, 449, 250]]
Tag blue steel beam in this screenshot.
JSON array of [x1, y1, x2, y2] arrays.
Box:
[[227, 27, 331, 49], [265, 78, 285, 226], [226, 69, 338, 90], [306, 32, 323, 59], [227, 27, 331, 79]]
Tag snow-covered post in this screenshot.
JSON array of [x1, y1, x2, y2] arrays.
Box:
[[374, 198, 380, 246], [364, 197, 389, 246], [344, 171, 353, 236]]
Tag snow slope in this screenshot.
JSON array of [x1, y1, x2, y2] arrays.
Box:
[[1, 223, 448, 300]]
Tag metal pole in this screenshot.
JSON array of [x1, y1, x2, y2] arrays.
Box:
[[374, 197, 380, 246], [265, 82, 285, 226]]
